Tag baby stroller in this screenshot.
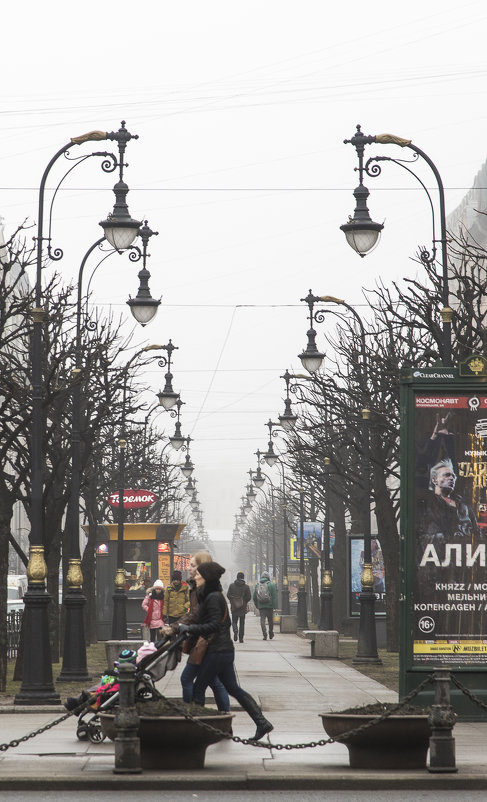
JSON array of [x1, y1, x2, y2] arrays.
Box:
[[72, 635, 184, 744]]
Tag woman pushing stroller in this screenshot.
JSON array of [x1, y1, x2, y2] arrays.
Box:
[[177, 561, 273, 742]]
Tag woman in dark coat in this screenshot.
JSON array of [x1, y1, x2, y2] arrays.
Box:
[[178, 561, 273, 741]]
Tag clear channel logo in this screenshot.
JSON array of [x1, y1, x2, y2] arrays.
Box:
[[412, 370, 455, 379]]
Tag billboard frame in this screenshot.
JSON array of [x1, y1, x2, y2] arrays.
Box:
[[400, 358, 487, 719]]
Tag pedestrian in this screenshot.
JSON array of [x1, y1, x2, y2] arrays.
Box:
[[226, 571, 251, 643], [161, 551, 230, 713], [164, 570, 190, 624], [178, 561, 274, 741], [142, 579, 165, 642], [253, 570, 278, 640]]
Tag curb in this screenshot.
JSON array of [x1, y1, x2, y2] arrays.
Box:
[[1, 770, 487, 791]]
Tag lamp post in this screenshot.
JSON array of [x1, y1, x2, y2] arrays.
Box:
[[156, 341, 180, 411], [112, 345, 162, 640], [297, 484, 308, 629], [58, 223, 159, 681], [341, 124, 452, 367], [318, 457, 334, 631], [299, 290, 381, 663], [179, 437, 194, 479], [16, 121, 140, 706], [168, 398, 186, 451], [278, 370, 298, 432]]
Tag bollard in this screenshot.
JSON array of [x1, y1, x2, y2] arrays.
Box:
[[427, 669, 457, 773], [113, 662, 142, 774]]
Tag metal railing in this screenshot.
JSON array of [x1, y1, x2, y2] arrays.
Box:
[[7, 610, 23, 659]]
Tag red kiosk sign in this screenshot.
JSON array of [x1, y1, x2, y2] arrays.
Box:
[[107, 489, 158, 509]]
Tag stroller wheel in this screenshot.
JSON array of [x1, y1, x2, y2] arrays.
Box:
[[76, 723, 89, 741], [88, 723, 106, 744]]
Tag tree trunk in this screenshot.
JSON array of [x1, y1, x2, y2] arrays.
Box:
[[373, 466, 400, 651], [0, 494, 13, 691]]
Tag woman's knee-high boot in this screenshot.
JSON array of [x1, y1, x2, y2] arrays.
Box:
[[239, 692, 273, 741]]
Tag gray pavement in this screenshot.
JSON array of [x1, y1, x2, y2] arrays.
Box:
[[0, 614, 487, 790]]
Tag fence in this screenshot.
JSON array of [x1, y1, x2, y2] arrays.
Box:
[[7, 610, 22, 659]]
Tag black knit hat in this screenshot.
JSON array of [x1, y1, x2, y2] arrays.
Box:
[[237, 571, 244, 580], [197, 561, 225, 582], [172, 570, 182, 581]]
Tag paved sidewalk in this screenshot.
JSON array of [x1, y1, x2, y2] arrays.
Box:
[[0, 614, 487, 789]]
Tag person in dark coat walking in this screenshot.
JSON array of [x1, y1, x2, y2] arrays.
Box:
[[178, 561, 274, 742], [226, 571, 251, 643]]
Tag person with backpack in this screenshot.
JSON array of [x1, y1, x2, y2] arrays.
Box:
[[253, 570, 278, 640], [226, 571, 251, 643]]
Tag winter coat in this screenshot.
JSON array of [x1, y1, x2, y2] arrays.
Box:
[[226, 578, 251, 616], [164, 581, 190, 619], [253, 578, 278, 610], [184, 579, 232, 654], [142, 591, 165, 628]]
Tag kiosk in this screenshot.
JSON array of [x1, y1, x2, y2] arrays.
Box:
[[93, 522, 186, 639]]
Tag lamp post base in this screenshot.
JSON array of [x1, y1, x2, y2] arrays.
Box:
[[112, 589, 128, 640], [297, 588, 308, 629], [57, 590, 91, 682], [14, 586, 61, 705], [318, 589, 333, 631], [353, 589, 382, 665], [281, 586, 290, 616]]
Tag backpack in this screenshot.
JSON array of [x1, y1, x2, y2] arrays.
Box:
[[256, 581, 271, 604]]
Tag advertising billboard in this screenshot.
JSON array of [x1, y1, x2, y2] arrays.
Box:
[[290, 522, 322, 560], [413, 393, 487, 666]]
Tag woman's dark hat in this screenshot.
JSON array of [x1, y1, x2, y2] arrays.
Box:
[[197, 561, 225, 582]]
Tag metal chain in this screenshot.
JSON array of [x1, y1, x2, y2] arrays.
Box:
[[0, 671, 437, 755], [0, 708, 76, 752], [450, 673, 487, 712], [145, 673, 434, 751]]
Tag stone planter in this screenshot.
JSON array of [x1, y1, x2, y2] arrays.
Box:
[[320, 707, 431, 769], [99, 704, 233, 770]]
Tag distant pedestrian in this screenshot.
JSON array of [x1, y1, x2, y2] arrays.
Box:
[[164, 570, 190, 624], [227, 571, 251, 643], [253, 571, 277, 640], [142, 579, 165, 642]]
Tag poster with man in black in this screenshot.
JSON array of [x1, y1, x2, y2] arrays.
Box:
[[414, 394, 487, 666]]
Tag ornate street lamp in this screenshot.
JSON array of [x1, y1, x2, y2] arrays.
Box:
[[16, 121, 140, 706], [156, 340, 180, 410], [126, 221, 161, 325], [341, 124, 452, 366], [112, 345, 163, 640], [278, 369, 298, 432], [252, 450, 266, 489], [168, 398, 185, 451], [58, 222, 159, 681], [179, 437, 194, 478], [299, 291, 381, 663], [298, 291, 326, 374], [263, 419, 282, 467]]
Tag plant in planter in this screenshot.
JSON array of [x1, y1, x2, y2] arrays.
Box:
[[320, 703, 432, 769], [99, 698, 233, 770]]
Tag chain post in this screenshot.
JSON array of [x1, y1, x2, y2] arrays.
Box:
[[113, 663, 141, 774], [428, 669, 457, 773]]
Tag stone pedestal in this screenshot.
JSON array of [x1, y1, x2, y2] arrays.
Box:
[[303, 629, 339, 658], [280, 614, 298, 634], [105, 640, 144, 670]]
